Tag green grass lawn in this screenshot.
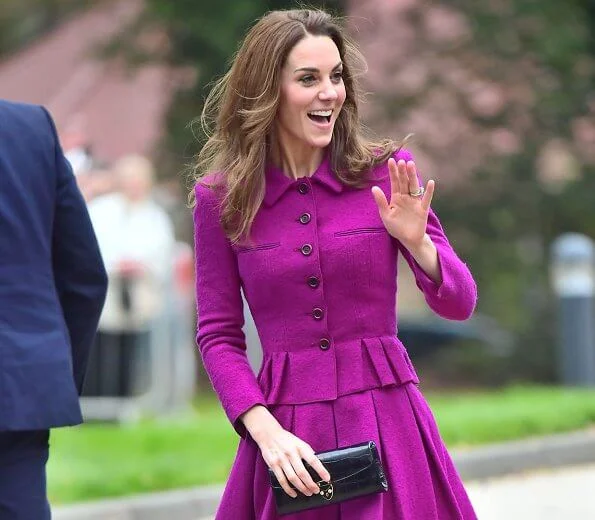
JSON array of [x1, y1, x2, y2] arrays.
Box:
[[430, 385, 595, 447], [47, 385, 595, 505]]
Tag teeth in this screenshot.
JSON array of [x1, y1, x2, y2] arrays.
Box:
[[308, 110, 332, 117]]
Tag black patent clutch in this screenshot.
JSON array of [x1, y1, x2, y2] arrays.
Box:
[[268, 440, 388, 515]]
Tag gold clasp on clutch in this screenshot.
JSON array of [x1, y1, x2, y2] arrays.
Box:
[[317, 480, 334, 501]]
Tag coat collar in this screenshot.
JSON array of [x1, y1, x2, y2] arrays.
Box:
[[263, 153, 344, 207]]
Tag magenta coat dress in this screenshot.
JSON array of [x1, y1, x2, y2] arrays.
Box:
[[193, 149, 478, 519]]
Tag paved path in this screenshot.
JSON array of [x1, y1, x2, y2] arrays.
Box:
[[197, 464, 595, 520], [466, 463, 595, 519]]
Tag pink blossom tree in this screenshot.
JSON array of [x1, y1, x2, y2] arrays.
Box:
[[348, 0, 595, 382]]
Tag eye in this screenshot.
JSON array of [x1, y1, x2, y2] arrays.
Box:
[[299, 75, 316, 85], [332, 71, 343, 83]]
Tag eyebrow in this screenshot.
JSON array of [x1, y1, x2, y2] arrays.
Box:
[[293, 62, 343, 73]]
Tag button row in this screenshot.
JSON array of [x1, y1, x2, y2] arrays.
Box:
[[295, 185, 329, 351]]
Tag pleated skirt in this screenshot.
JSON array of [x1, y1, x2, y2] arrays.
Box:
[[214, 383, 477, 520]]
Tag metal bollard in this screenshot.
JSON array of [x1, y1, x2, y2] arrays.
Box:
[[550, 233, 595, 386]]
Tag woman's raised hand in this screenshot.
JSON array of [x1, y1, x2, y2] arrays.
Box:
[[371, 158, 435, 250]]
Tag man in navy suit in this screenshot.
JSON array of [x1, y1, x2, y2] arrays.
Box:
[[0, 99, 108, 518]]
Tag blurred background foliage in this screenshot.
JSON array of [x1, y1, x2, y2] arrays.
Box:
[[140, 0, 595, 386], [0, 0, 93, 57], [4, 0, 595, 386], [140, 0, 344, 184]]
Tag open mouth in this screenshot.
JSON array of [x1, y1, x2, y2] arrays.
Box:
[[307, 110, 333, 124]]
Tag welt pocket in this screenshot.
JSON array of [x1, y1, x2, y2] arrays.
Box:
[[236, 242, 280, 253], [334, 227, 386, 237]]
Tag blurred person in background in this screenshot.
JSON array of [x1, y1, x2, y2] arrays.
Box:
[[0, 99, 107, 519], [86, 155, 175, 396], [192, 8, 478, 520], [60, 122, 117, 203], [62, 126, 93, 177], [75, 160, 117, 203]]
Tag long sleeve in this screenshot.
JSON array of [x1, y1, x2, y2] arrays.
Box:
[[44, 107, 108, 393], [193, 181, 267, 437], [396, 150, 477, 321]]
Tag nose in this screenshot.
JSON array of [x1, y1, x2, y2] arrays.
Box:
[[318, 80, 339, 101]]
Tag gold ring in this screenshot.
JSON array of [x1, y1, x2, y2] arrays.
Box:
[[409, 187, 424, 197]]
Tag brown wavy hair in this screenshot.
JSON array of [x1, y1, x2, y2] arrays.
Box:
[[190, 8, 405, 243]]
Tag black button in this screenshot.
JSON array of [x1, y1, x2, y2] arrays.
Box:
[[307, 276, 320, 288], [298, 183, 309, 194], [312, 308, 324, 320], [301, 244, 313, 256], [299, 213, 311, 224], [319, 338, 331, 350]]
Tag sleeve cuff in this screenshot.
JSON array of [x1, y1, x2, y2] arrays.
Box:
[[228, 399, 268, 439], [410, 244, 477, 320], [411, 245, 452, 299]]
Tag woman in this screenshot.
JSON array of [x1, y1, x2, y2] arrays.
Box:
[[192, 8, 478, 520]]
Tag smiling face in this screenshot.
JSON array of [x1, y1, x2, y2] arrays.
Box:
[[275, 34, 346, 159]]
